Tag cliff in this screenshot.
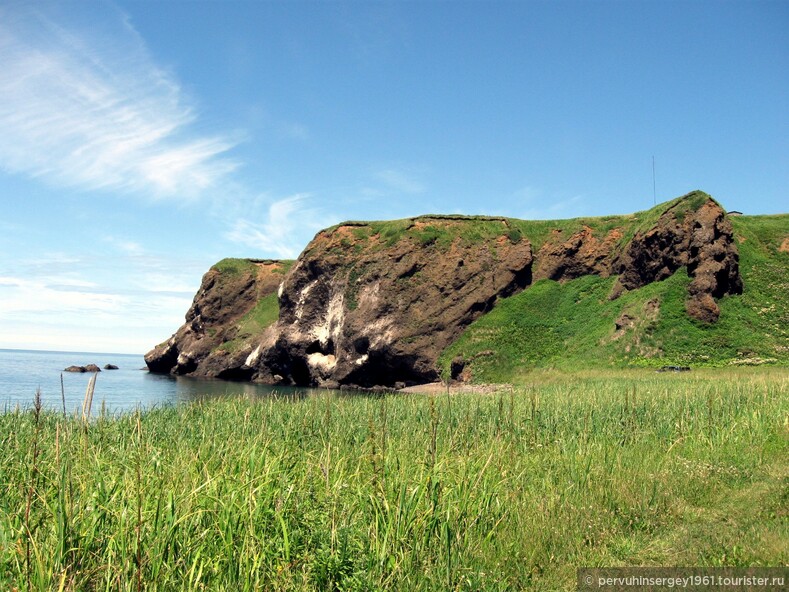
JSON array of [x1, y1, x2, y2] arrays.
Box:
[[145, 259, 293, 379], [146, 191, 763, 386]]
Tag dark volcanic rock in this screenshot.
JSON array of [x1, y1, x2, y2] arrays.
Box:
[[450, 356, 466, 381], [64, 364, 101, 373], [144, 260, 290, 377], [612, 195, 742, 322], [104, 364, 119, 370], [250, 218, 533, 387]]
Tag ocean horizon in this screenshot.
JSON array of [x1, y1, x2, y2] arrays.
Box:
[[0, 348, 322, 414]]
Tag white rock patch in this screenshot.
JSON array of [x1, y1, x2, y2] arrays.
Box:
[[312, 290, 345, 347], [307, 352, 337, 374], [294, 280, 317, 321], [245, 345, 261, 367]]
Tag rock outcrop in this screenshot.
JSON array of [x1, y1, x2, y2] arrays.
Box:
[[64, 364, 101, 373], [611, 197, 742, 322], [251, 217, 533, 387], [533, 226, 624, 281], [145, 192, 743, 386], [144, 259, 291, 379]]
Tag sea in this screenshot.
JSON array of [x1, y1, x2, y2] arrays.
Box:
[[0, 348, 320, 415]]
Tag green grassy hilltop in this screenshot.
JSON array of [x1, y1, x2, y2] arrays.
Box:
[[148, 191, 787, 387], [440, 209, 789, 383]]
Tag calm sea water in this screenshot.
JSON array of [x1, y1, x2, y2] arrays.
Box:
[[0, 349, 325, 414]]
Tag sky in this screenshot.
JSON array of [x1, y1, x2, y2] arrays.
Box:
[[0, 0, 786, 355]]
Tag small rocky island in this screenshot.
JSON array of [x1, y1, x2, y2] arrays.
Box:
[[64, 364, 102, 373], [64, 363, 119, 372]]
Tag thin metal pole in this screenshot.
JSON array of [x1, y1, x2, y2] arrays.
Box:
[[652, 156, 656, 206]]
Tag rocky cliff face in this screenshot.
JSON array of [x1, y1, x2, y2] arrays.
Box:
[[251, 218, 533, 387], [146, 192, 743, 386], [144, 259, 291, 379], [612, 197, 743, 322]]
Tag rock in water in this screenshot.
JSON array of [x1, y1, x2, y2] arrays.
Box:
[[64, 364, 102, 373], [145, 259, 293, 379]]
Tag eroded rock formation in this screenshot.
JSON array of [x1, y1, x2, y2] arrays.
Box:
[[144, 260, 291, 379], [612, 198, 742, 322], [250, 218, 533, 387], [145, 192, 743, 386]]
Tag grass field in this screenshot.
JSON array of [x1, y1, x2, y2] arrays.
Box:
[[1, 369, 786, 591]]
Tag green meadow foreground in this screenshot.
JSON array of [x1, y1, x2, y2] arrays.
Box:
[[1, 370, 786, 591]]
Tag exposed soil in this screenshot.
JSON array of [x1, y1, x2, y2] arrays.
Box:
[[398, 382, 510, 395]]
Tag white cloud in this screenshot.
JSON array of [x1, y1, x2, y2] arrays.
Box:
[[14, 253, 83, 274], [0, 275, 126, 318], [225, 194, 335, 258], [0, 238, 209, 354], [0, 3, 238, 198]]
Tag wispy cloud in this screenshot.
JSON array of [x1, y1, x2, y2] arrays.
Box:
[[225, 194, 335, 258], [0, 275, 126, 318], [0, 239, 206, 353], [0, 3, 238, 198], [0, 274, 194, 354]]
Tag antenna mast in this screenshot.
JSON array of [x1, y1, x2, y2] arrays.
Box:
[[652, 156, 656, 206]]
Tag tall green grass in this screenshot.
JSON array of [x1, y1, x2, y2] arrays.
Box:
[[1, 369, 786, 590]]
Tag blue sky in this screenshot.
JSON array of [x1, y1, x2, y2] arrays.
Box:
[[1, 0, 786, 354]]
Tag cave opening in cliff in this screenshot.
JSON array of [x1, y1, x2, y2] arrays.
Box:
[[289, 358, 312, 385], [305, 338, 335, 356]]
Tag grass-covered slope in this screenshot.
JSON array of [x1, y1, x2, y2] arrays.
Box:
[[440, 210, 789, 383], [212, 259, 295, 355]]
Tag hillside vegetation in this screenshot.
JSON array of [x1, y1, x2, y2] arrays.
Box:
[[439, 206, 789, 383], [330, 191, 713, 259]]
